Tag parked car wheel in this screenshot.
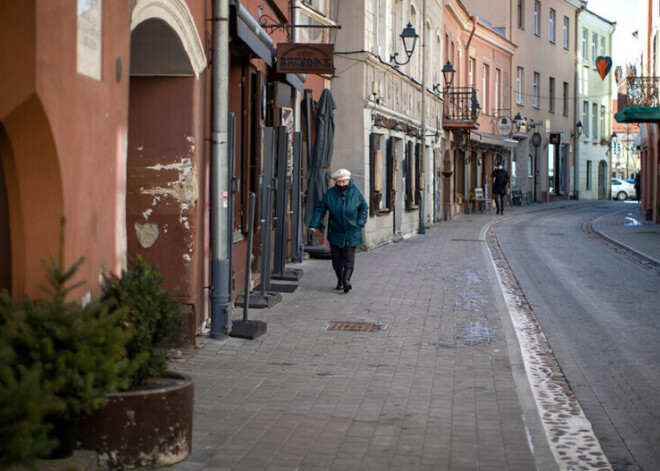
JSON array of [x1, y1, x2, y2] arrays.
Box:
[[616, 191, 628, 201]]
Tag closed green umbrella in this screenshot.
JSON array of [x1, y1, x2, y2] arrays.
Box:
[[304, 89, 336, 231]]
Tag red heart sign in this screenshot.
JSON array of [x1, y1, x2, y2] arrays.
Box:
[[596, 56, 613, 80]]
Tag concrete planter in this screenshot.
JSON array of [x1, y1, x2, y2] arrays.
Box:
[[76, 371, 193, 470]]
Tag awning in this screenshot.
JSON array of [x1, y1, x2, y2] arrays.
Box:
[[470, 130, 518, 148], [230, 0, 273, 67], [615, 106, 660, 123]]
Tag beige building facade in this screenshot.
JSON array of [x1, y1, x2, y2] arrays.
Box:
[[576, 9, 615, 200], [461, 0, 584, 201], [333, 0, 445, 247]]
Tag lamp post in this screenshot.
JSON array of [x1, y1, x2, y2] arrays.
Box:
[[390, 22, 419, 68]]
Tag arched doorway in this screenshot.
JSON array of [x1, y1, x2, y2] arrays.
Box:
[[0, 98, 64, 297], [598, 160, 608, 200], [127, 1, 206, 330]]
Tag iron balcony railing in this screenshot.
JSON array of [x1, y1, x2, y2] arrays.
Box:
[[617, 76, 660, 111], [442, 87, 480, 127]]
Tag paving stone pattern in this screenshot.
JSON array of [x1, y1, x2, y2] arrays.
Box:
[[169, 215, 538, 471]]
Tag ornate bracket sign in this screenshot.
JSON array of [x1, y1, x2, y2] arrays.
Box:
[[276, 43, 334, 75]]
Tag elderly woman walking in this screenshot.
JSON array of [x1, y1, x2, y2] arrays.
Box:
[[309, 169, 369, 293]]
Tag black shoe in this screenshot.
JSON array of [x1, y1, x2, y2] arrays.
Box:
[[335, 268, 344, 290], [342, 268, 353, 293]]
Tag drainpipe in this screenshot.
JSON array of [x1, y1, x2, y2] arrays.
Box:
[[210, 0, 232, 340], [574, 3, 586, 200], [419, 0, 427, 234]]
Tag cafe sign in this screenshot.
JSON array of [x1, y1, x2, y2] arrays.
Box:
[[276, 43, 334, 75]]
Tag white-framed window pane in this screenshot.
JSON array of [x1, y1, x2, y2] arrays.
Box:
[[494, 69, 500, 116], [601, 105, 606, 137], [517, 67, 524, 104], [549, 9, 555, 42], [518, 0, 524, 28], [563, 16, 569, 49], [534, 1, 540, 35], [592, 103, 598, 139], [600, 36, 605, 56], [549, 77, 555, 112], [592, 33, 597, 64], [533, 72, 539, 108], [583, 101, 589, 137], [582, 28, 587, 60]]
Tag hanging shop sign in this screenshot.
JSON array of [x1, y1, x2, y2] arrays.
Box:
[[276, 43, 334, 75], [549, 133, 562, 145]]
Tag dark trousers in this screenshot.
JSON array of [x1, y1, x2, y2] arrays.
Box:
[[330, 243, 356, 272], [494, 193, 506, 212]]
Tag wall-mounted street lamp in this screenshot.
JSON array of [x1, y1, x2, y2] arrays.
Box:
[[433, 61, 457, 95], [571, 121, 584, 138], [513, 112, 543, 133], [390, 22, 419, 68]]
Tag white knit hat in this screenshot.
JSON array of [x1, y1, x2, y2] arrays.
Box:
[[331, 168, 351, 182]]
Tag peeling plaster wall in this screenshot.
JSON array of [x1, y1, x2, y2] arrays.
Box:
[[127, 76, 204, 314]]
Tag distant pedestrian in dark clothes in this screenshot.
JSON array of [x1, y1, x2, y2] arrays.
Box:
[[309, 169, 369, 293], [491, 164, 510, 215], [634, 172, 641, 201]]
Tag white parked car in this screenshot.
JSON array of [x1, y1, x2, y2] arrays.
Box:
[[611, 178, 636, 201]]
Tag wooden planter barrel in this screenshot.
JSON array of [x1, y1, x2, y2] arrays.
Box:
[[76, 371, 193, 469]]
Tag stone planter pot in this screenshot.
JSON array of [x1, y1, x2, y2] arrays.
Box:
[[76, 371, 193, 469]]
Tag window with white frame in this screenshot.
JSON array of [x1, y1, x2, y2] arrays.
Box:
[[600, 36, 605, 57], [601, 105, 606, 138], [549, 9, 556, 43], [583, 101, 589, 138], [482, 64, 489, 113], [534, 1, 540, 35], [533, 72, 540, 108], [549, 77, 555, 112], [303, 0, 327, 15], [592, 102, 598, 140], [469, 58, 475, 87], [563, 16, 569, 49], [592, 33, 597, 65], [518, 0, 524, 29], [517, 67, 524, 104], [494, 69, 501, 116], [582, 28, 587, 61]]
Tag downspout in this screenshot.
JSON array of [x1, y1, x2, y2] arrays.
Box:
[[210, 0, 232, 339], [419, 0, 427, 234], [574, 3, 586, 200]]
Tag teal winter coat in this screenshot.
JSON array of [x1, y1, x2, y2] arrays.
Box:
[[309, 179, 369, 247]]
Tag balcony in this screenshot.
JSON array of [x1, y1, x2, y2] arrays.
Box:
[[616, 76, 660, 123], [442, 87, 480, 131]]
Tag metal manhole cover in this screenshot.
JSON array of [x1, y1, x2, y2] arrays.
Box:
[[256, 283, 298, 293], [327, 321, 385, 332]]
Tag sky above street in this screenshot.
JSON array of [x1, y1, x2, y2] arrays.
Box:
[[587, 0, 643, 71]]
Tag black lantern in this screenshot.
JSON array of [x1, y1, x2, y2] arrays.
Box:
[[390, 22, 419, 68], [441, 61, 456, 89], [513, 112, 524, 132], [572, 120, 583, 138]]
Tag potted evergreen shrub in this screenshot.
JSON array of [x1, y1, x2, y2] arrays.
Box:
[[0, 224, 134, 464], [76, 256, 194, 470]]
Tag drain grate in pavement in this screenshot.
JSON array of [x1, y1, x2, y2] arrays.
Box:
[[327, 321, 384, 332], [255, 283, 298, 293]]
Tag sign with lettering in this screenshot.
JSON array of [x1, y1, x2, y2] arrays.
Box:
[[549, 133, 562, 145], [276, 43, 334, 75]]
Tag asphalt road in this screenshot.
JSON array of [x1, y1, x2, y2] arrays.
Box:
[[496, 202, 660, 471]]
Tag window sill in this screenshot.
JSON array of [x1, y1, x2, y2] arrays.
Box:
[[376, 209, 392, 216]]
